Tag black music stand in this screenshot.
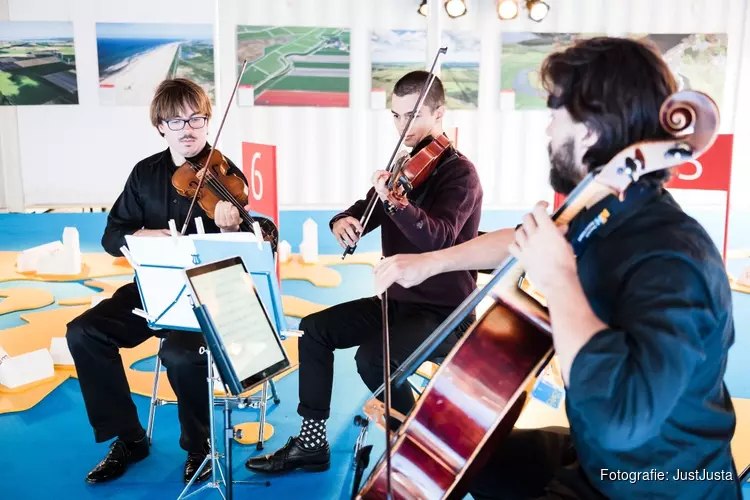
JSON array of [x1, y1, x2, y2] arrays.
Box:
[[180, 256, 292, 500]]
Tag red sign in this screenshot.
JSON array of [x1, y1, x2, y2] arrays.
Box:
[[666, 134, 733, 260], [242, 142, 279, 225], [553, 134, 734, 260], [665, 134, 733, 192], [242, 142, 280, 278]]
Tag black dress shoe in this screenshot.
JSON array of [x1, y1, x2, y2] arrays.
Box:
[[245, 436, 330, 475], [85, 437, 149, 484], [184, 448, 213, 484]]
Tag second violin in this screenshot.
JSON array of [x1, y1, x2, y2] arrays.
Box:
[[383, 133, 453, 214]]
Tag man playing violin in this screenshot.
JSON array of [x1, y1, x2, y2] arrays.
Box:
[[245, 70, 483, 475], [373, 37, 740, 499], [66, 78, 267, 486]]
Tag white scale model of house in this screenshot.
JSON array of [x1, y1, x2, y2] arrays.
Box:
[[16, 227, 82, 275], [1, 227, 82, 390]]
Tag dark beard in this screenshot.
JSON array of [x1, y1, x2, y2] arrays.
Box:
[[548, 139, 580, 195]]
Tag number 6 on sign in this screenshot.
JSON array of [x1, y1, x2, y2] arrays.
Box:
[[242, 143, 279, 227], [251, 152, 264, 201]]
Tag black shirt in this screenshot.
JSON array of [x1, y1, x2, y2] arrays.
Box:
[[330, 136, 483, 307], [562, 181, 740, 499], [102, 143, 248, 257]]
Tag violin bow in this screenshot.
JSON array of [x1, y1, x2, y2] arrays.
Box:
[[181, 59, 249, 236], [341, 46, 448, 259]]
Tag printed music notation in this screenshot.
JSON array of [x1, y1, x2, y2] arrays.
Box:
[[196, 265, 284, 380]]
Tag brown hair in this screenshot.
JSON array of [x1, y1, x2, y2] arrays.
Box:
[[150, 78, 212, 133], [540, 36, 679, 182], [393, 70, 446, 111]]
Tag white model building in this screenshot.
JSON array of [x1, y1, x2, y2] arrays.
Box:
[[0, 345, 55, 390], [278, 240, 292, 263], [300, 218, 319, 263], [16, 227, 82, 275]]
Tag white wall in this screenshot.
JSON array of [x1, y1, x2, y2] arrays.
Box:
[[1, 0, 749, 211]]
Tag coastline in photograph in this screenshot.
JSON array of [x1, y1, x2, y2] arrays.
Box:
[[0, 21, 78, 105], [441, 31, 480, 109], [371, 29, 426, 108], [96, 22, 214, 106], [237, 26, 350, 107]]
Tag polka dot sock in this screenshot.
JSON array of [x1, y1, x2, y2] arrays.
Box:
[[299, 418, 327, 450]]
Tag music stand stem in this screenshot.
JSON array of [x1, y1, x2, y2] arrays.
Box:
[[177, 348, 270, 500]]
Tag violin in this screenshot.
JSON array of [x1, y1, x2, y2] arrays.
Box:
[[383, 133, 452, 214], [353, 89, 720, 499], [172, 59, 279, 253], [343, 46, 448, 259]]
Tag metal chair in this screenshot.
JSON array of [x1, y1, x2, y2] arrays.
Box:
[[145, 338, 281, 450]]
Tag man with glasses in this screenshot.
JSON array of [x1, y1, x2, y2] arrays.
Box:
[[66, 78, 253, 486]]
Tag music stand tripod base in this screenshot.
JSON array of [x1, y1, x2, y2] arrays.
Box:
[[177, 347, 270, 500]]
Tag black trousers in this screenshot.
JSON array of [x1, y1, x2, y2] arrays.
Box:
[[66, 281, 209, 453], [296, 296, 474, 421], [469, 427, 605, 500]]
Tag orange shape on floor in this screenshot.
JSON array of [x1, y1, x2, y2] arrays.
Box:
[[282, 295, 329, 318], [0, 251, 132, 283], [57, 279, 133, 306], [318, 251, 382, 268], [280, 254, 341, 287], [234, 422, 275, 445], [0, 288, 55, 315]]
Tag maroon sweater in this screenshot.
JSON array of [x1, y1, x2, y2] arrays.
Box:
[[331, 141, 483, 308]]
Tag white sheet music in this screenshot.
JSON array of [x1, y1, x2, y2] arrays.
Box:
[[189, 263, 285, 382]]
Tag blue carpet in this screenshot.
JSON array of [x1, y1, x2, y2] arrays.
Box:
[[0, 208, 748, 498]]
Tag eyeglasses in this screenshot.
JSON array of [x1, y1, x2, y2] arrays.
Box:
[[163, 116, 207, 131]]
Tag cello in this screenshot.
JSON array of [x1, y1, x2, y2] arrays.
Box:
[[354, 89, 720, 499]]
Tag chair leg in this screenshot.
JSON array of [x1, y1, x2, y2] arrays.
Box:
[[146, 340, 165, 445], [269, 378, 281, 405], [352, 414, 370, 469]]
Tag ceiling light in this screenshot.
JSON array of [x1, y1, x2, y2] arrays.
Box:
[[527, 0, 549, 22], [445, 0, 467, 18], [418, 0, 428, 16], [497, 0, 519, 20]]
